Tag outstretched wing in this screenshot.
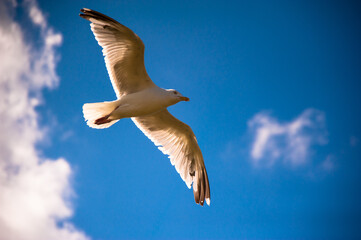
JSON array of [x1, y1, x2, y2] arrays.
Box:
[[80, 8, 155, 98], [132, 110, 210, 206]]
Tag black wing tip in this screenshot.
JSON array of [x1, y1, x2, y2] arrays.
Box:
[[79, 8, 118, 25], [193, 190, 210, 207], [79, 8, 91, 20], [80, 8, 91, 13], [193, 168, 211, 207]]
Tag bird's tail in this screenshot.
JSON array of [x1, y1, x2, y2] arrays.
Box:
[[82, 100, 119, 129]]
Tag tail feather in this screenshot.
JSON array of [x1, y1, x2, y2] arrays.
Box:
[[83, 101, 119, 129]]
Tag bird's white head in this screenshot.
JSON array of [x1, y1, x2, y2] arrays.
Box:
[[166, 89, 190, 102]]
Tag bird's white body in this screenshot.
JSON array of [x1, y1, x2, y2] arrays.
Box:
[[83, 86, 187, 129], [112, 87, 179, 119], [80, 8, 210, 206]]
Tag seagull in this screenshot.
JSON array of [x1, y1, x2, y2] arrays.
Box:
[[80, 8, 210, 206]]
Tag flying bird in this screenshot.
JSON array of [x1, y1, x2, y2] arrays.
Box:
[[80, 8, 210, 206]]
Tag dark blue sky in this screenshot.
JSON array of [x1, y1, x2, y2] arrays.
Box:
[[28, 0, 361, 239]]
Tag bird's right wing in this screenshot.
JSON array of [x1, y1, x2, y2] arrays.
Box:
[[80, 8, 155, 98], [132, 110, 210, 206]]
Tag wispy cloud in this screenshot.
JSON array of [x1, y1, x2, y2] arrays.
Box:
[[0, 1, 89, 239], [320, 155, 335, 172], [248, 109, 328, 167]]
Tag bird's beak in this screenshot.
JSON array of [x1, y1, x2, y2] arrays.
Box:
[[180, 96, 190, 102]]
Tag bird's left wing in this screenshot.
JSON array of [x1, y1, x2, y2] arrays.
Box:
[[80, 8, 155, 98], [132, 110, 210, 206]]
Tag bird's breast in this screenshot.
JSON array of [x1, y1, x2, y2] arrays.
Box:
[[112, 88, 172, 118]]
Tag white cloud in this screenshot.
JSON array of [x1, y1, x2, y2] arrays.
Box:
[[0, 1, 89, 240], [29, 2, 46, 28], [248, 109, 328, 167]]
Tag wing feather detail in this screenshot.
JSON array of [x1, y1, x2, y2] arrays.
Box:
[[132, 110, 210, 206], [80, 8, 155, 98]]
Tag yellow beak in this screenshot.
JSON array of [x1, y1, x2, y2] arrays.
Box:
[[180, 96, 190, 101]]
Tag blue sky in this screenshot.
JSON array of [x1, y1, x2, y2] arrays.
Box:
[[1, 0, 361, 239]]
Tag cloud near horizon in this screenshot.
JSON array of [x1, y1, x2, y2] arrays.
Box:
[[0, 1, 89, 239], [248, 109, 328, 167]]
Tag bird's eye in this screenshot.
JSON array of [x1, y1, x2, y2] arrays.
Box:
[[173, 91, 177, 95]]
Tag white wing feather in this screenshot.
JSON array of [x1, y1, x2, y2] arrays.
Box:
[[132, 110, 210, 206], [80, 8, 155, 98]]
